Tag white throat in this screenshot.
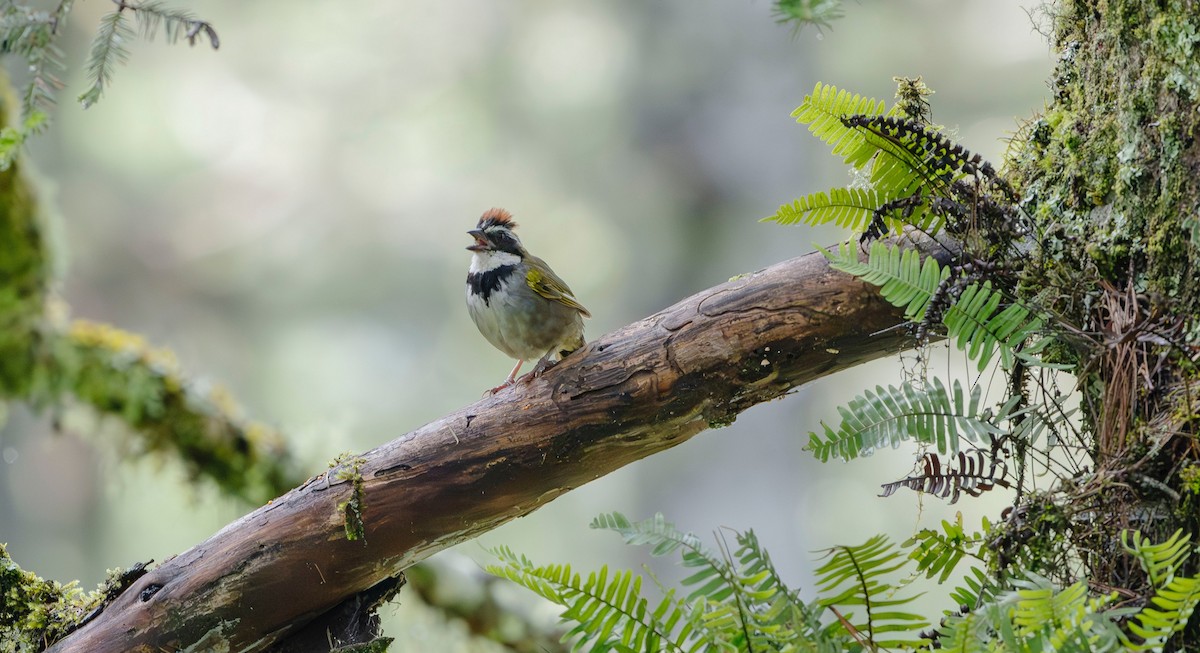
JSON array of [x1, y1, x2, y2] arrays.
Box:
[[470, 249, 521, 273]]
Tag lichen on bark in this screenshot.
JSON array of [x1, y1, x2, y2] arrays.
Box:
[[1009, 0, 1200, 324], [1000, 0, 1200, 613]]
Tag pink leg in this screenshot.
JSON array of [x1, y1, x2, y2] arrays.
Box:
[[506, 359, 524, 384], [487, 360, 524, 395]]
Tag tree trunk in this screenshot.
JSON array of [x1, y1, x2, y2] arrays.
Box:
[[46, 238, 954, 653], [1005, 0, 1200, 600]]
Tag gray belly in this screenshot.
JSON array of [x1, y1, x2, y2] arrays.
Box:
[[467, 279, 584, 361]]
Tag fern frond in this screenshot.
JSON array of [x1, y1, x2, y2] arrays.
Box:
[[848, 115, 1000, 190], [880, 450, 1011, 504], [592, 512, 771, 633], [904, 514, 987, 585], [945, 281, 1043, 371], [793, 83, 888, 170], [0, 4, 67, 115], [591, 512, 734, 603], [935, 608, 990, 653], [0, 4, 69, 167], [948, 566, 998, 610], [939, 575, 1121, 652], [79, 8, 134, 108], [844, 115, 954, 198], [734, 529, 825, 638], [1010, 400, 1076, 447], [856, 123, 933, 198], [1125, 575, 1200, 651], [487, 545, 701, 653], [815, 535, 929, 648], [1010, 576, 1120, 651], [826, 241, 1044, 371], [823, 241, 949, 321], [1117, 529, 1200, 650], [806, 377, 1005, 462], [591, 514, 840, 650], [1122, 529, 1192, 589], [788, 84, 1011, 243], [861, 193, 945, 242], [764, 188, 887, 231], [1008, 576, 1116, 650]]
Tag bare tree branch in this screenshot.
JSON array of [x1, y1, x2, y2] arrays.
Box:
[[49, 238, 954, 652]]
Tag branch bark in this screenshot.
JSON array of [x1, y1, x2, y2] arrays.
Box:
[[49, 239, 953, 652]]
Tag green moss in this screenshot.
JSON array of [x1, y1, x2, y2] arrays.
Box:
[[0, 73, 301, 505], [53, 320, 303, 504], [1010, 0, 1200, 322], [331, 453, 369, 542], [892, 75, 934, 123], [332, 638, 394, 653], [0, 544, 147, 651], [0, 78, 48, 400], [1179, 464, 1200, 496], [983, 492, 1072, 580]]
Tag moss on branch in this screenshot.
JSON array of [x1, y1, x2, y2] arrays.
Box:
[[0, 72, 304, 647], [54, 319, 303, 502]]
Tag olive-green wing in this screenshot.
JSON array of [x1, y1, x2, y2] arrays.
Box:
[[525, 257, 591, 318]]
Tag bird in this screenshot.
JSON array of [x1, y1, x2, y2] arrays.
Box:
[[465, 208, 590, 393]]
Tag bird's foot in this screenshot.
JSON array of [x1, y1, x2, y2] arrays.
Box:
[[520, 357, 560, 383], [482, 379, 511, 396], [484, 377, 517, 396], [483, 360, 526, 396]]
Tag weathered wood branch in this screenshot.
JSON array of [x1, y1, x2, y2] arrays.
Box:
[[49, 240, 953, 652]]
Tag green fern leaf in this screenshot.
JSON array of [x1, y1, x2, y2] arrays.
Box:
[[944, 282, 1043, 372], [592, 514, 840, 650], [0, 3, 71, 123], [792, 83, 959, 202], [1126, 576, 1200, 651], [905, 514, 988, 585], [815, 535, 929, 648], [858, 123, 955, 199], [592, 512, 738, 604], [867, 142, 927, 197], [1119, 530, 1200, 650], [1122, 529, 1192, 589], [823, 241, 949, 321], [936, 609, 990, 653], [948, 566, 998, 611], [487, 545, 700, 653], [940, 574, 1122, 652], [734, 529, 825, 637], [125, 0, 217, 45], [806, 377, 1005, 462], [826, 241, 1043, 371], [793, 82, 888, 169], [763, 188, 890, 231]]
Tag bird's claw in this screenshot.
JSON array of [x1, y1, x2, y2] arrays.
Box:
[[528, 357, 558, 379], [485, 354, 568, 395], [484, 379, 515, 396]]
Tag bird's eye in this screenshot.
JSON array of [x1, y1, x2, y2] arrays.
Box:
[[489, 229, 515, 247]]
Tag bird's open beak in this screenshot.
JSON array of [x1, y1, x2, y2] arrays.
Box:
[[466, 229, 490, 252]]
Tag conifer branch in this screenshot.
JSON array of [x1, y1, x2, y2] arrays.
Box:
[[78, 7, 133, 108], [78, 0, 218, 109]]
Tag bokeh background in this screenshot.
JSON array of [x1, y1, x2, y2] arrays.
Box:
[[1, 0, 1052, 647]]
